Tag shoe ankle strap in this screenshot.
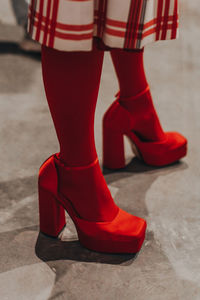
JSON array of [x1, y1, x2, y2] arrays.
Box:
[[54, 154, 99, 170], [115, 85, 150, 100]]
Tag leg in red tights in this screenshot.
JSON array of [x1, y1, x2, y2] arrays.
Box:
[[42, 41, 103, 167], [110, 48, 165, 141], [110, 49, 148, 98], [41, 40, 118, 222]]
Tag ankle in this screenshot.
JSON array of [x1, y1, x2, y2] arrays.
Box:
[[117, 87, 166, 142], [55, 153, 98, 170], [118, 85, 150, 104], [54, 153, 118, 222], [119, 82, 149, 99]]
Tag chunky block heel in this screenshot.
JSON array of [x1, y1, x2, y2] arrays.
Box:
[[37, 153, 147, 253], [38, 186, 66, 237]]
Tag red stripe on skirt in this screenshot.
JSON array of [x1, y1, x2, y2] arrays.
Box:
[[96, 0, 107, 38], [54, 31, 93, 41], [125, 0, 143, 48], [171, 0, 178, 39], [105, 23, 174, 40], [156, 0, 164, 40], [104, 15, 176, 31], [33, 21, 93, 40], [131, 0, 143, 48], [143, 23, 175, 38], [29, 10, 93, 31], [106, 18, 127, 29], [35, 0, 44, 42], [124, 0, 136, 48], [48, 0, 59, 48], [42, 0, 52, 45], [161, 0, 170, 40], [56, 22, 93, 31], [143, 15, 175, 30]]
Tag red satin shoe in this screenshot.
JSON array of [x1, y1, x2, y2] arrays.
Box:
[[103, 86, 187, 169], [38, 153, 147, 253]]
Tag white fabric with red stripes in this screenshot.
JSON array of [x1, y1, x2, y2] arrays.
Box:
[[27, 0, 179, 51]]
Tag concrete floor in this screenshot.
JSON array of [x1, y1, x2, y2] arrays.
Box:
[[0, 1, 200, 300]]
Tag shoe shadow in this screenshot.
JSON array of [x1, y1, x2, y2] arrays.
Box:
[[35, 231, 139, 266], [0, 41, 41, 60], [102, 157, 188, 184]]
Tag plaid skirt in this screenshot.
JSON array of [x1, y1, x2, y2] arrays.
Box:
[[27, 0, 179, 52]]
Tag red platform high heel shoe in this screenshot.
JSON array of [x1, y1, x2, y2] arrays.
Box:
[[103, 86, 187, 169], [38, 153, 147, 253]]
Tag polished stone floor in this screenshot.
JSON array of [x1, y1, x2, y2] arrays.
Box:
[[0, 1, 200, 299]]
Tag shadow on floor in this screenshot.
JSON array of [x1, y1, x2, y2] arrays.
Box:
[[102, 157, 188, 185], [0, 41, 41, 60], [35, 231, 139, 266]]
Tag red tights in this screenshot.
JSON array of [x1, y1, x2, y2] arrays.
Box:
[[41, 42, 152, 221], [41, 40, 104, 167], [110, 48, 148, 98]]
